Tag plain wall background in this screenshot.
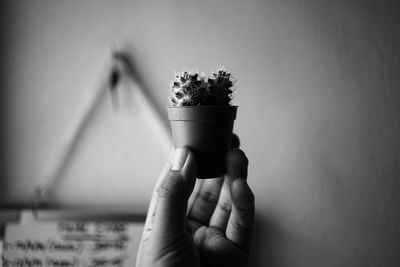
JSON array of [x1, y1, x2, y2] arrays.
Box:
[[1, 0, 400, 266]]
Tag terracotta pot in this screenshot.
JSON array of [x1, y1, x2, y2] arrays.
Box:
[[168, 106, 238, 178]]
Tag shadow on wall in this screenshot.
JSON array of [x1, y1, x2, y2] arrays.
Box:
[[249, 212, 321, 267], [0, 4, 7, 202], [250, 212, 338, 267], [0, 62, 8, 205], [251, 213, 326, 267], [250, 213, 276, 267]]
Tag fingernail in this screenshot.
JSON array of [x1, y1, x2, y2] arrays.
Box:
[[170, 148, 189, 171]]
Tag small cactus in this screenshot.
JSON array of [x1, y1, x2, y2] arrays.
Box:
[[169, 68, 234, 106]]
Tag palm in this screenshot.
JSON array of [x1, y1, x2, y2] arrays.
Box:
[[185, 174, 253, 267], [188, 224, 249, 267]]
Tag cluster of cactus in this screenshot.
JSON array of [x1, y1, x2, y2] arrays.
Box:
[[169, 69, 234, 106]]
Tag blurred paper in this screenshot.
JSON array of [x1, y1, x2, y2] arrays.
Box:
[[2, 221, 143, 266]]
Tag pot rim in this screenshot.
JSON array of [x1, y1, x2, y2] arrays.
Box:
[[167, 105, 238, 109], [167, 105, 238, 121]]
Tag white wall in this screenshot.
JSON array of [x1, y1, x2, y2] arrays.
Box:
[[1, 0, 400, 266]]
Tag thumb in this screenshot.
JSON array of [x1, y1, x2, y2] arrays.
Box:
[[153, 148, 197, 237]]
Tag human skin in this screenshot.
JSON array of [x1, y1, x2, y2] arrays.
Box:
[[136, 148, 255, 267]]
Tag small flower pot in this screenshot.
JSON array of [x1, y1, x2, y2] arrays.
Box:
[[168, 106, 238, 178]]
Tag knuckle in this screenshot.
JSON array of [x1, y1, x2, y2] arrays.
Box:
[[157, 170, 182, 199], [198, 190, 219, 204], [217, 201, 232, 213], [236, 204, 255, 213], [230, 220, 253, 235]]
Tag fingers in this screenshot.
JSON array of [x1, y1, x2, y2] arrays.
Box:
[[231, 133, 240, 149], [187, 133, 241, 231], [153, 148, 197, 239], [226, 178, 255, 253], [187, 177, 224, 230], [208, 177, 233, 231], [226, 148, 248, 179], [209, 149, 249, 231]]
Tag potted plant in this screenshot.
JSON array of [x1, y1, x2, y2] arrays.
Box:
[[167, 69, 238, 178]]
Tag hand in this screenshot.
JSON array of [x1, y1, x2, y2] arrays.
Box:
[[136, 147, 255, 267]]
